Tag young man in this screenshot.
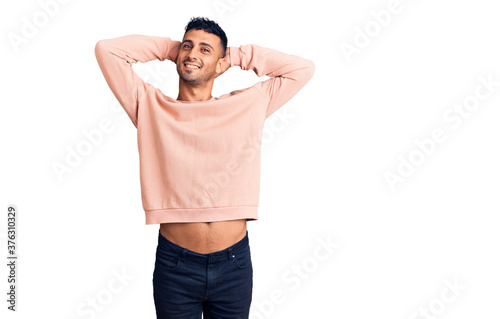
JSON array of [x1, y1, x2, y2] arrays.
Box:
[[95, 17, 314, 319]]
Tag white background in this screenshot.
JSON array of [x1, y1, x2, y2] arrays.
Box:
[[1, 0, 499, 318]]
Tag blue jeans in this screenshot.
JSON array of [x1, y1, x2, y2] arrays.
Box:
[[153, 229, 253, 319]]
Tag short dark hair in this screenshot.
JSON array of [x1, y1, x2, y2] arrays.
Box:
[[184, 17, 228, 57]]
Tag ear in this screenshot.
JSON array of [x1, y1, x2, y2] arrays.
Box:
[[215, 57, 223, 74]]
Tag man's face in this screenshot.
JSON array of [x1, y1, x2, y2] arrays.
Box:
[[176, 29, 224, 85]]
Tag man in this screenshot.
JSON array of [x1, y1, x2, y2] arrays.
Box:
[[95, 16, 314, 319]]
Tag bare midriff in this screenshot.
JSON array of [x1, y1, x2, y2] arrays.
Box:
[[159, 219, 247, 254]]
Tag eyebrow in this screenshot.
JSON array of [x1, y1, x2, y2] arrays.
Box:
[[182, 39, 214, 50]]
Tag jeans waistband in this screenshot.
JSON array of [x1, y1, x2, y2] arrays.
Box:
[[157, 229, 249, 263]]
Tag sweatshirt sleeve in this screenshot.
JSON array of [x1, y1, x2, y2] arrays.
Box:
[[94, 34, 181, 127], [229, 44, 315, 119]]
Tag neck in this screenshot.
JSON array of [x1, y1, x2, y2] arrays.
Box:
[[177, 78, 214, 101]]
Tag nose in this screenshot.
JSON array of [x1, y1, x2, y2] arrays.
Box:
[[186, 48, 198, 61]]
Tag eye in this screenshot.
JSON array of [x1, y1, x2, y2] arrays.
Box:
[[202, 48, 210, 53], [183, 44, 192, 49]]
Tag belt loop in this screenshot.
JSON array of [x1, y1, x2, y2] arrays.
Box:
[[228, 247, 234, 260], [181, 248, 187, 261]]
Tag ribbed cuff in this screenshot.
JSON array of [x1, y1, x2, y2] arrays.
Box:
[[166, 40, 181, 62], [229, 46, 241, 67]]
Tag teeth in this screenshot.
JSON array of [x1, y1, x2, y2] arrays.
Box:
[[186, 64, 200, 69]]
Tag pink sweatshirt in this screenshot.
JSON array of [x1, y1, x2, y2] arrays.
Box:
[[94, 34, 314, 224]]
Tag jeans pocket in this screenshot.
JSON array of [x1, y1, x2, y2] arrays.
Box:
[[156, 251, 180, 271], [234, 248, 252, 269]]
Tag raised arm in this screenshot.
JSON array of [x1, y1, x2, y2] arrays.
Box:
[[228, 44, 315, 119], [94, 34, 181, 127]]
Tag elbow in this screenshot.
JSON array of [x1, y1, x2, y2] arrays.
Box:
[[94, 40, 113, 64], [94, 40, 103, 58], [94, 39, 111, 57], [303, 59, 315, 82], [307, 59, 315, 76], [94, 40, 105, 53]]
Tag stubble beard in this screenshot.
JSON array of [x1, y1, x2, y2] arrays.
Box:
[[177, 65, 214, 86]]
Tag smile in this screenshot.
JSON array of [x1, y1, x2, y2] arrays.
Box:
[[184, 63, 201, 70]]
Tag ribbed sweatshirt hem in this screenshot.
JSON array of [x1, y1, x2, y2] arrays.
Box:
[[145, 205, 258, 224]]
